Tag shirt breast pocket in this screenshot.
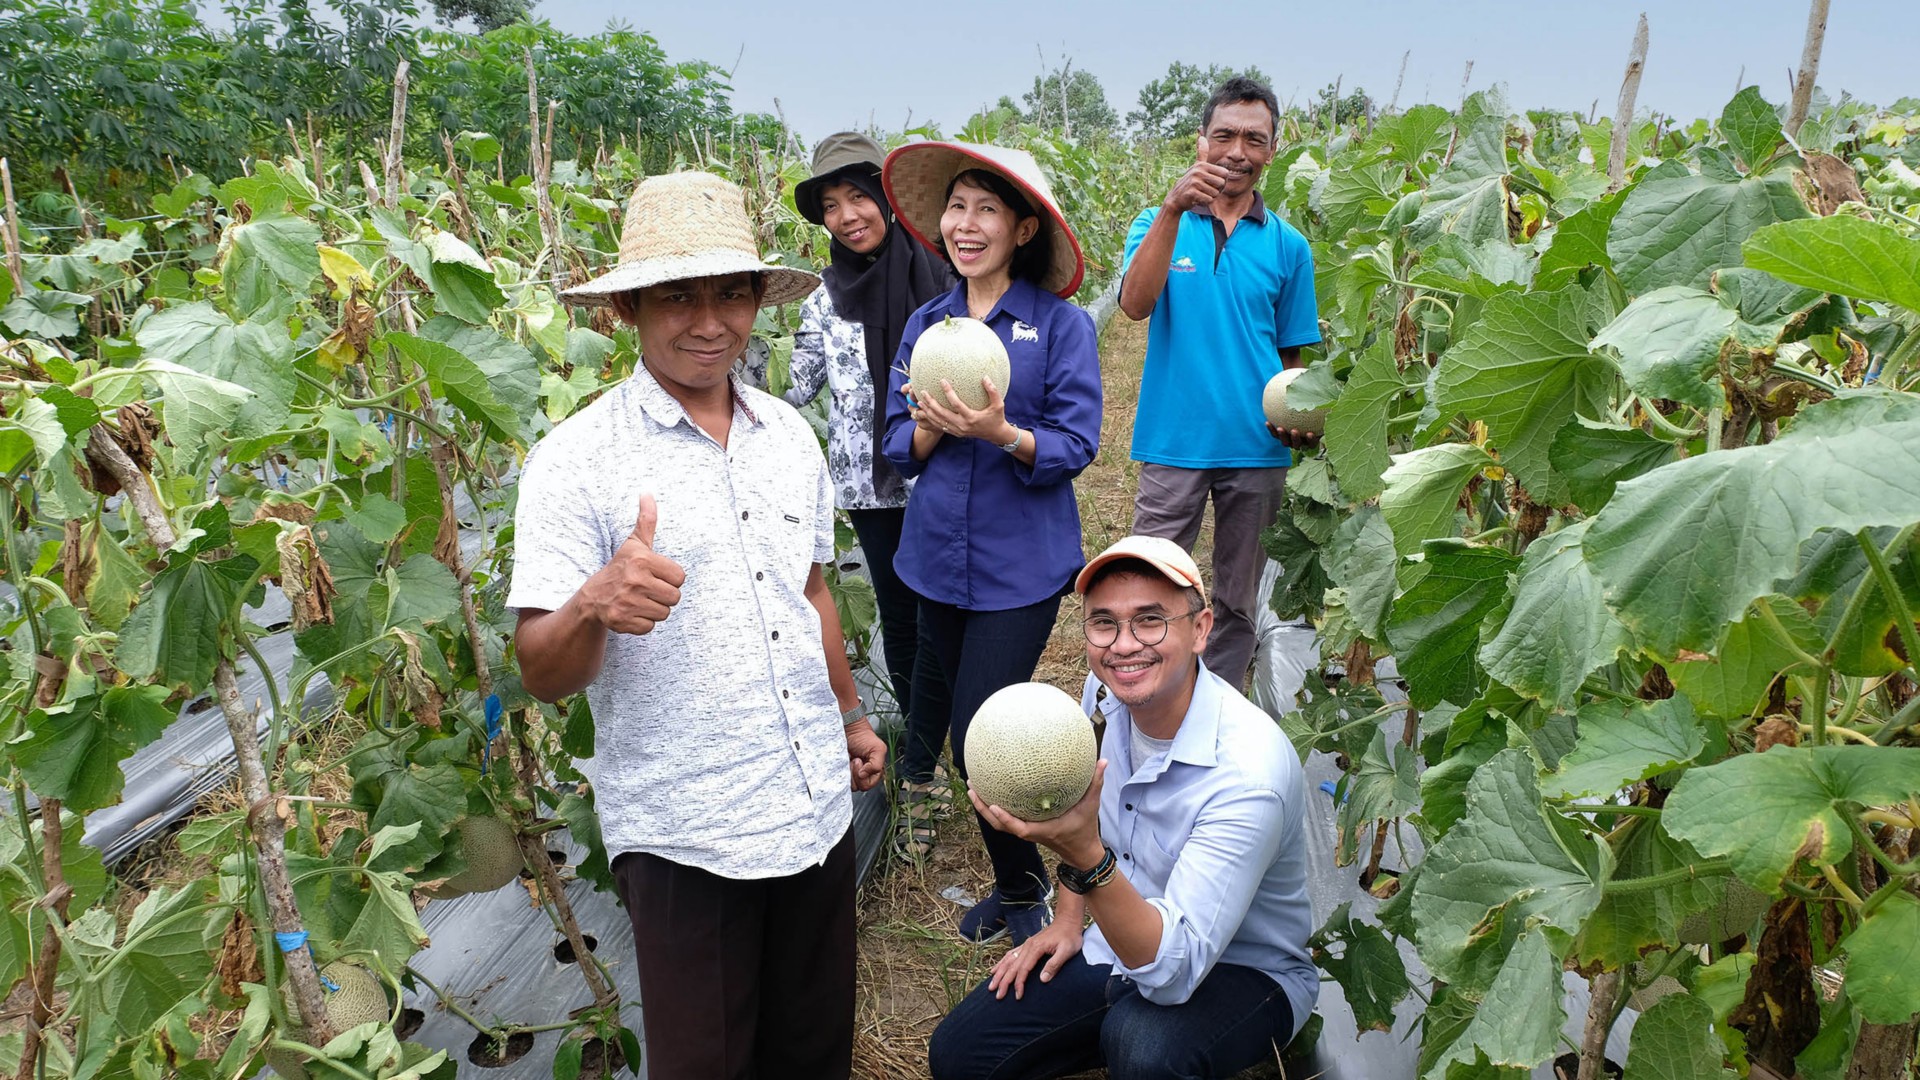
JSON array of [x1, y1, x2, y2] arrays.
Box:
[[1137, 824, 1190, 881]]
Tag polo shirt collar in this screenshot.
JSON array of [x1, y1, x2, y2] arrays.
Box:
[[1196, 191, 1268, 226], [631, 359, 763, 431], [929, 278, 1044, 327]]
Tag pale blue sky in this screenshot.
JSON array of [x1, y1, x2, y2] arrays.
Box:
[[534, 0, 1912, 144]]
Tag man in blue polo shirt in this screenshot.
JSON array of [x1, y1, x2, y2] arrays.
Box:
[[1118, 76, 1320, 688]]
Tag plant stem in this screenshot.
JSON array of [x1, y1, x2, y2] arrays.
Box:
[[12, 798, 69, 1080], [1605, 858, 1733, 894], [1858, 527, 1920, 680], [1577, 969, 1622, 1080], [1818, 863, 1864, 907]]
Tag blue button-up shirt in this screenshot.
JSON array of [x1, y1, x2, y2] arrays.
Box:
[[1077, 663, 1319, 1031], [882, 279, 1102, 610]]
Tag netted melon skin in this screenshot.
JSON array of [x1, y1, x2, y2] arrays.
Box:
[[967, 683, 1096, 823]]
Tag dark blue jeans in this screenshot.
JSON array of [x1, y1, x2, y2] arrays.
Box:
[[928, 955, 1296, 1080], [846, 508, 951, 785], [918, 592, 1063, 902]]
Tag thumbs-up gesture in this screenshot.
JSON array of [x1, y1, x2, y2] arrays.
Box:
[[585, 493, 687, 636], [1164, 133, 1229, 214]]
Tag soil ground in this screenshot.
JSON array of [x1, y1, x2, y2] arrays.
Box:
[[850, 315, 1287, 1080]]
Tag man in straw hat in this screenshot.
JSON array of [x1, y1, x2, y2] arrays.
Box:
[[1117, 76, 1322, 690], [930, 535, 1317, 1080], [509, 170, 887, 1078]]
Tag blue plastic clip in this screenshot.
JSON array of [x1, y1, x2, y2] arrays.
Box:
[[481, 693, 504, 775]]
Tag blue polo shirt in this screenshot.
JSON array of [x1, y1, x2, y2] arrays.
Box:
[[1122, 196, 1320, 469], [881, 279, 1102, 611]]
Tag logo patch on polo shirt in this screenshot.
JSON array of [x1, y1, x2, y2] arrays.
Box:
[[1171, 255, 1197, 273], [1011, 320, 1038, 343]]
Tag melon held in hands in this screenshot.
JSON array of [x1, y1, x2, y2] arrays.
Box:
[[1263, 367, 1326, 437], [908, 316, 1009, 411], [966, 682, 1097, 822]]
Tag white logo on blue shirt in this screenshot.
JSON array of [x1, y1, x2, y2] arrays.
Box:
[[1011, 320, 1039, 342], [1171, 255, 1197, 272]]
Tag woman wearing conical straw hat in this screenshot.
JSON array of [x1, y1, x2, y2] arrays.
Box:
[[879, 141, 1102, 946], [511, 170, 887, 1079], [790, 132, 959, 865]]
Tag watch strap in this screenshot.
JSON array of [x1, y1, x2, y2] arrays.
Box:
[[1057, 845, 1118, 894]]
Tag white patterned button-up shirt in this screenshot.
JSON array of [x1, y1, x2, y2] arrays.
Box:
[[785, 286, 909, 510], [507, 363, 849, 879]]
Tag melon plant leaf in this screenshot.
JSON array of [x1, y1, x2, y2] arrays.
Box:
[[1412, 749, 1610, 983], [364, 822, 424, 868], [1387, 541, 1517, 710], [1433, 286, 1615, 503], [0, 288, 90, 338], [1664, 745, 1920, 892], [1412, 719, 1504, 843], [140, 358, 255, 454], [1718, 87, 1784, 172], [1584, 398, 1920, 657], [1741, 215, 1920, 312], [1838, 892, 1920, 1024], [15, 685, 175, 811], [1543, 697, 1702, 799], [135, 303, 297, 440], [554, 791, 614, 891], [1623, 992, 1738, 1080], [36, 384, 102, 438], [347, 868, 432, 970], [1310, 901, 1413, 1034], [376, 554, 462, 629], [1329, 505, 1397, 640], [419, 227, 507, 325], [116, 555, 257, 689], [98, 884, 221, 1039], [1380, 443, 1494, 566], [386, 331, 520, 437], [223, 215, 320, 316], [1339, 728, 1421, 837], [1572, 817, 1720, 967], [1607, 172, 1807, 294], [419, 316, 541, 438], [1550, 420, 1682, 515], [1669, 595, 1820, 718], [1538, 196, 1620, 279], [1479, 521, 1631, 710], [1792, 527, 1920, 677], [366, 761, 467, 873], [1420, 927, 1564, 1080], [1321, 160, 1403, 236], [1590, 286, 1734, 410], [1324, 340, 1404, 502]]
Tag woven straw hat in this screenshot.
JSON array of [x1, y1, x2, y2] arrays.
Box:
[[882, 142, 1086, 299], [560, 171, 818, 308]]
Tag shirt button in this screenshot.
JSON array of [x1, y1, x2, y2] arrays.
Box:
[[771, 630, 780, 641], [756, 571, 764, 580], [1125, 803, 1133, 811], [741, 510, 750, 520], [793, 740, 801, 750], [782, 689, 789, 699], [1123, 852, 1131, 860]]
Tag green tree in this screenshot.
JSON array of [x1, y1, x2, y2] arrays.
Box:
[[1127, 61, 1272, 141], [1015, 65, 1117, 139], [1311, 81, 1372, 127], [427, 0, 534, 32]]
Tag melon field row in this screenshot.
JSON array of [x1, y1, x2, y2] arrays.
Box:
[[0, 45, 1918, 1080]]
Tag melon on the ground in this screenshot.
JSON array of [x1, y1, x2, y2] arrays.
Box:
[[965, 682, 1096, 822], [268, 962, 391, 1078], [1262, 367, 1326, 436], [421, 813, 523, 899], [908, 316, 1009, 412]]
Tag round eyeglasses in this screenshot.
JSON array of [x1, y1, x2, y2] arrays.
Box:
[[1081, 611, 1199, 648]]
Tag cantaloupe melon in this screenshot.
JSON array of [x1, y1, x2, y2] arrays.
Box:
[[1262, 367, 1326, 437], [908, 316, 1009, 412], [965, 682, 1096, 822], [268, 962, 391, 1078], [421, 814, 523, 900]]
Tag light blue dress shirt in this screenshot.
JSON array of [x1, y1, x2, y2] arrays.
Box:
[[1076, 663, 1319, 1034]]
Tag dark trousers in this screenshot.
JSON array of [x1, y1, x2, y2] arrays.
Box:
[[928, 956, 1296, 1080], [1131, 464, 1289, 687], [846, 507, 951, 785], [612, 830, 856, 1080], [917, 593, 1063, 902]]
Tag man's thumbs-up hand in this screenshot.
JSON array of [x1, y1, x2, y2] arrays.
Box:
[[584, 492, 687, 636]]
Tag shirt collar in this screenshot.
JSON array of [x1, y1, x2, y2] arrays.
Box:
[[631, 359, 763, 432], [1109, 660, 1221, 779], [931, 277, 1044, 327], [1195, 191, 1268, 225]]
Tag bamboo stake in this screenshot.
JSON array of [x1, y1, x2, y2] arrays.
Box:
[[1387, 50, 1410, 115], [384, 60, 411, 210], [12, 799, 69, 1080], [1786, 0, 1831, 137], [307, 113, 326, 194], [1609, 14, 1651, 192], [525, 50, 564, 284], [1577, 970, 1624, 1080], [83, 428, 336, 1046], [510, 712, 619, 1010], [1, 158, 24, 295]]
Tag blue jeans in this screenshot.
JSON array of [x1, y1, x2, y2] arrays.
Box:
[[928, 954, 1296, 1080]]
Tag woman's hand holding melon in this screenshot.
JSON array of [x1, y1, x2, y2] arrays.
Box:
[[906, 376, 1015, 446]]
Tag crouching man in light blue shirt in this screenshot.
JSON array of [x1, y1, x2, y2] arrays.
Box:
[[928, 534, 1318, 1080]]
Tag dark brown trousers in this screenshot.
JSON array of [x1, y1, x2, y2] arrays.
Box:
[[613, 829, 856, 1080]]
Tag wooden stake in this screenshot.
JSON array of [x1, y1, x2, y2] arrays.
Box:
[[12, 798, 69, 1080], [384, 60, 411, 211], [525, 49, 565, 287], [0, 158, 24, 295], [1609, 14, 1650, 192], [306, 113, 326, 194], [1577, 970, 1623, 1080], [1786, 0, 1830, 137], [1387, 49, 1411, 115]]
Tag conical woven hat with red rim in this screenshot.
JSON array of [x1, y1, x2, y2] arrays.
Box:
[[881, 141, 1086, 299], [559, 170, 818, 308]]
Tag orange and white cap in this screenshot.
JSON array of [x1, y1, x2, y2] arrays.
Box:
[[1074, 535, 1207, 607]]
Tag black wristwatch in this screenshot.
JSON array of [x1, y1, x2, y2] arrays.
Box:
[[1056, 845, 1118, 895]]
